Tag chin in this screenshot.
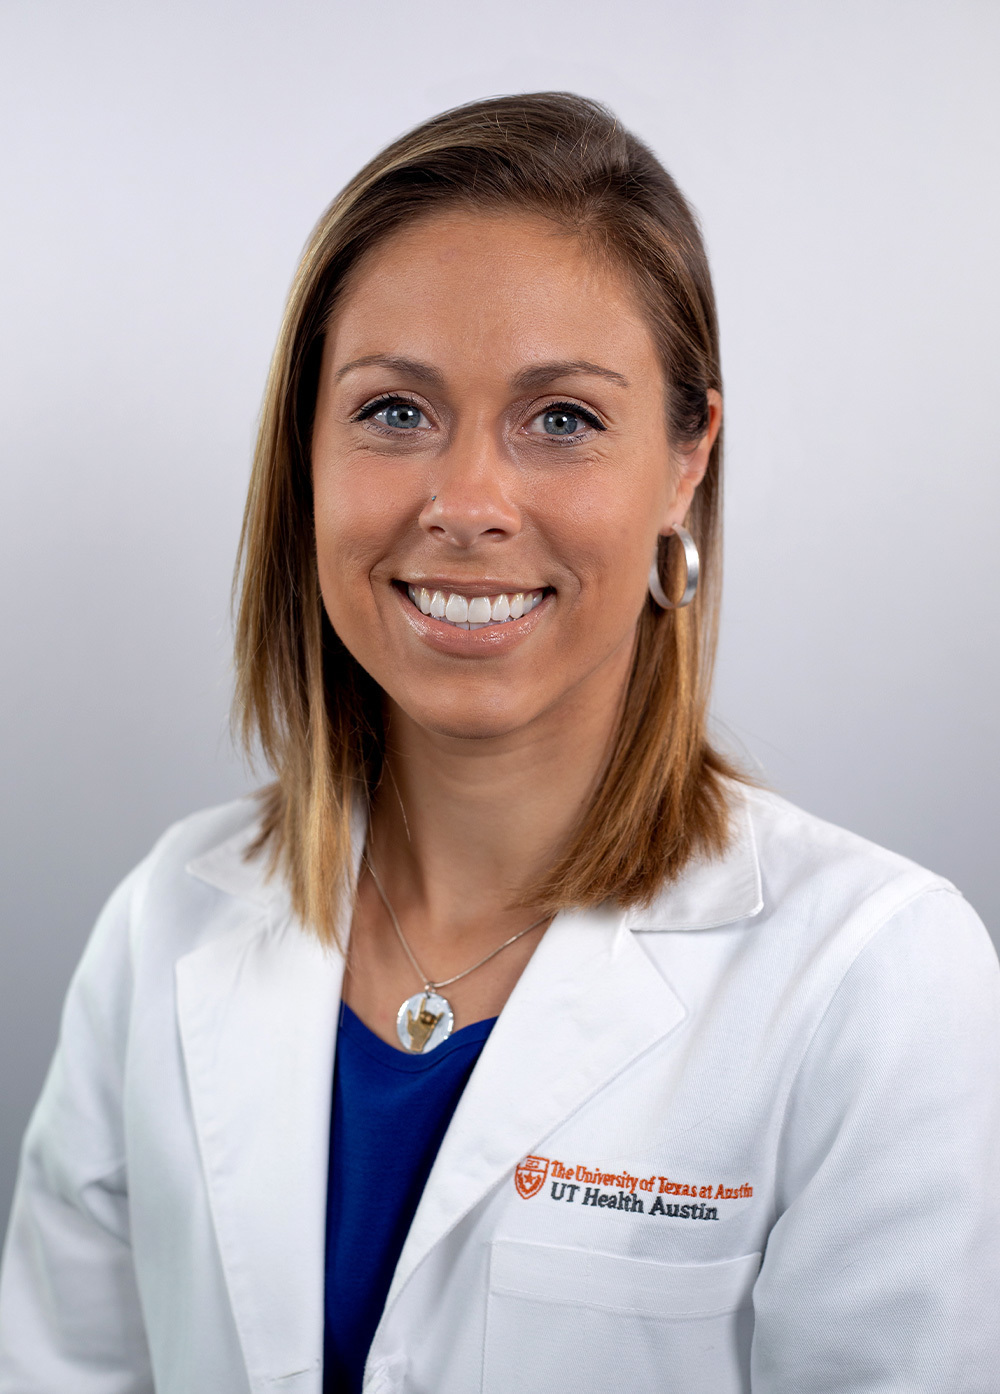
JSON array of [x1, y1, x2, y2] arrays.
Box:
[[419, 714, 531, 742], [391, 685, 545, 743]]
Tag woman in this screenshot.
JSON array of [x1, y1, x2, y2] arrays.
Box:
[[1, 92, 997, 1394]]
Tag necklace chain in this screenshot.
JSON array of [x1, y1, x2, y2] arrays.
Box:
[[365, 859, 550, 993]]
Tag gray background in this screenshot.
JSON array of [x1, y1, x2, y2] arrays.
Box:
[[2, 0, 997, 1226]]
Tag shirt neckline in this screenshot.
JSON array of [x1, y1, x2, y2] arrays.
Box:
[[337, 1001, 498, 1073]]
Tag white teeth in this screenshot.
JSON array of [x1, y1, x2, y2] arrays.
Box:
[[445, 593, 469, 623], [405, 585, 544, 628]]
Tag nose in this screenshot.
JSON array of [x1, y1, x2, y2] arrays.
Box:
[[418, 442, 522, 549]]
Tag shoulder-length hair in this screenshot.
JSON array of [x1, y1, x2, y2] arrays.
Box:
[[234, 91, 743, 945]]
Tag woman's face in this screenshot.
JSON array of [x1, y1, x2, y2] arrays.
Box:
[[312, 210, 715, 743]]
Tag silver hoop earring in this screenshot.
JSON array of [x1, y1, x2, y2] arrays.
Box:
[[648, 524, 699, 609]]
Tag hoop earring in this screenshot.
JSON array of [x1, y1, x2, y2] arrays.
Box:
[[648, 524, 699, 609]]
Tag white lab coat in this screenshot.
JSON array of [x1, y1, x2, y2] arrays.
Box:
[[1, 785, 998, 1393]]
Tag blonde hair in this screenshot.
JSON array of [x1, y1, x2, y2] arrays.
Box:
[[234, 92, 743, 945]]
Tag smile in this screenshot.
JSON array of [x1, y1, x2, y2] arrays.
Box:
[[403, 584, 546, 630]]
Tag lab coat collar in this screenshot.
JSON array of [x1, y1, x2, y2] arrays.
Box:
[[184, 783, 764, 934], [184, 808, 285, 909], [625, 785, 764, 932]]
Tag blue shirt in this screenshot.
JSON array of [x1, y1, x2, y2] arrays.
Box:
[[323, 1004, 496, 1394]]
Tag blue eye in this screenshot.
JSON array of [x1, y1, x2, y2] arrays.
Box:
[[542, 410, 580, 435], [375, 401, 425, 430], [526, 402, 604, 438]]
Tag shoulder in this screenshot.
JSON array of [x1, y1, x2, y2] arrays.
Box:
[[34, 797, 273, 1130], [140, 793, 265, 869], [743, 781, 950, 904], [87, 795, 277, 976], [137, 793, 268, 896], [633, 782, 996, 1035], [638, 780, 962, 935], [743, 790, 1000, 1065], [743, 782, 993, 968]]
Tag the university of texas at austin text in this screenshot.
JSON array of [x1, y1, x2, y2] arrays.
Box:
[[514, 1155, 753, 1222]]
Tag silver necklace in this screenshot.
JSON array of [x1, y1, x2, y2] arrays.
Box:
[[365, 860, 550, 1054]]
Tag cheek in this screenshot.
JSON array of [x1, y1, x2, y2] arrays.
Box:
[[540, 474, 660, 612], [312, 470, 395, 625]]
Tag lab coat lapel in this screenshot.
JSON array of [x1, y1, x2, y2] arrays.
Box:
[[385, 905, 686, 1308], [175, 882, 344, 1392]]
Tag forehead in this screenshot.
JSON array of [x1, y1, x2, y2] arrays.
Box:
[[325, 209, 659, 379]]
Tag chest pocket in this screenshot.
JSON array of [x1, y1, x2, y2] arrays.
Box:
[[483, 1239, 760, 1394]]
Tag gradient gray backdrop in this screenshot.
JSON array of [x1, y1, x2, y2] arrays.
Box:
[[2, 0, 998, 1226]]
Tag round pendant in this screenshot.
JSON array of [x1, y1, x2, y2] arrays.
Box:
[[396, 990, 454, 1054]]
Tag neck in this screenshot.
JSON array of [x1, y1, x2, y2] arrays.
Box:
[[365, 650, 632, 947]]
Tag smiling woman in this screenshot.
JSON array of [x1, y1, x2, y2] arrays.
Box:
[[1, 93, 998, 1394], [235, 104, 735, 953]]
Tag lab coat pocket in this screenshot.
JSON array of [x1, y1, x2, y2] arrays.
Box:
[[483, 1240, 760, 1394]]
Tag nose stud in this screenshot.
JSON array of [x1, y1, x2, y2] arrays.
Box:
[[430, 495, 437, 502]]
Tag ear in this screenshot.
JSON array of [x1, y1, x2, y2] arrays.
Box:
[[659, 389, 722, 534]]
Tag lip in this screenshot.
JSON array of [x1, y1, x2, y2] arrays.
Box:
[[392, 581, 552, 655]]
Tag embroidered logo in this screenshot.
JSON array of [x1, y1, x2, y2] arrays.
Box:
[[515, 1155, 550, 1199], [514, 1154, 754, 1221]]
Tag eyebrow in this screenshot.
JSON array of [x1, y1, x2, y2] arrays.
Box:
[[335, 354, 446, 388], [510, 360, 630, 392], [334, 354, 629, 392]]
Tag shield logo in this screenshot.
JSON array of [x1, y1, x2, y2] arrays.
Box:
[[515, 1155, 550, 1199]]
